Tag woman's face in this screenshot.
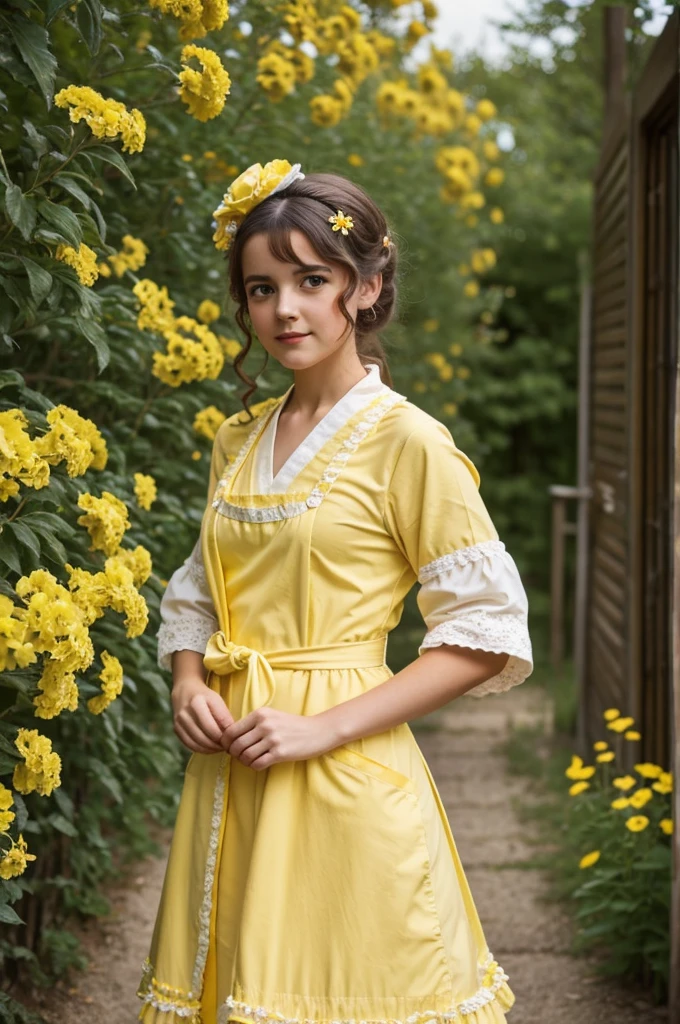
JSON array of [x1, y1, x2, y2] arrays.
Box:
[[241, 228, 380, 371]]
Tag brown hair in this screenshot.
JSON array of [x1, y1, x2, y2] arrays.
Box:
[[225, 171, 398, 418]]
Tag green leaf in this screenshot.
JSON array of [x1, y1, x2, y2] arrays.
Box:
[[75, 316, 110, 372], [38, 200, 82, 248], [0, 904, 24, 926], [47, 813, 79, 837], [6, 521, 41, 561], [87, 757, 123, 803], [13, 792, 27, 832], [76, 0, 102, 56], [0, 533, 22, 575], [22, 119, 49, 157], [8, 14, 57, 107], [52, 174, 92, 211], [15, 256, 52, 305], [45, 0, 76, 24], [21, 511, 75, 538], [53, 786, 74, 820], [4, 183, 36, 241], [86, 146, 137, 189], [0, 369, 24, 391]]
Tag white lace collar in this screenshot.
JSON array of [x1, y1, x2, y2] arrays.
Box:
[[255, 362, 389, 494]]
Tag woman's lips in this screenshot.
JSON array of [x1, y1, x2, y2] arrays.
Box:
[[276, 333, 309, 344]]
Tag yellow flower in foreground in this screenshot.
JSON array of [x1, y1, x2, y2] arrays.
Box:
[[0, 784, 15, 833], [579, 850, 600, 869], [134, 472, 157, 511], [569, 781, 590, 796], [347, 153, 364, 167], [423, 318, 440, 333], [191, 450, 202, 461], [218, 335, 242, 359], [611, 797, 630, 810], [0, 835, 36, 879], [55, 243, 99, 287], [565, 754, 596, 781], [476, 98, 497, 121], [624, 730, 641, 740], [608, 716, 635, 733], [635, 762, 663, 779], [596, 751, 615, 763], [197, 299, 220, 324], [628, 787, 653, 809], [181, 153, 193, 162], [485, 167, 505, 187], [613, 774, 636, 791], [489, 207, 504, 224], [660, 818, 673, 835], [179, 45, 232, 122], [652, 772, 673, 794], [36, 403, 108, 476], [108, 235, 149, 277], [593, 740, 609, 751], [626, 815, 649, 832], [483, 139, 500, 161], [463, 280, 480, 298], [603, 707, 620, 721]]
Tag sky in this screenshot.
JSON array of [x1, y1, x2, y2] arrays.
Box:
[[430, 0, 516, 63]]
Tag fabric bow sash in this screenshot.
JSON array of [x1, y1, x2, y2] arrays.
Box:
[[202, 631, 389, 719]]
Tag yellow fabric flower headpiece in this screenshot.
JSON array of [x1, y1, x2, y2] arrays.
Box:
[[212, 159, 305, 252]]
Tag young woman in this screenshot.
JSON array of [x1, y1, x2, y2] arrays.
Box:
[[137, 160, 533, 1024]]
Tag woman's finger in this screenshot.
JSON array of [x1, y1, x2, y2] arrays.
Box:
[[236, 736, 270, 766], [176, 715, 223, 753], [190, 696, 229, 744]]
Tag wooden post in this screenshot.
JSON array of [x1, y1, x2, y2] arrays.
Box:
[[669, 206, 680, 1024], [575, 255, 592, 752]]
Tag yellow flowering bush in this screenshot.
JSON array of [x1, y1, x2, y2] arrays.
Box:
[[559, 708, 672, 995], [179, 44, 232, 122], [54, 85, 146, 153], [55, 242, 100, 286]]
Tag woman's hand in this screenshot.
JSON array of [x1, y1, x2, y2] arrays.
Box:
[[172, 676, 234, 754], [220, 707, 336, 770]]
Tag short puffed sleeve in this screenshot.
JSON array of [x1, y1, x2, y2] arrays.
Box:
[[156, 422, 232, 671], [383, 417, 533, 697]]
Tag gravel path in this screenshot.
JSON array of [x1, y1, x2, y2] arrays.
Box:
[[23, 684, 668, 1023]]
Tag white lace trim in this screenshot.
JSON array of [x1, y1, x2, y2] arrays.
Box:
[[157, 617, 218, 671], [418, 541, 507, 584], [419, 611, 533, 696], [186, 541, 208, 589], [212, 391, 407, 522], [212, 952, 510, 1023], [191, 753, 228, 993]]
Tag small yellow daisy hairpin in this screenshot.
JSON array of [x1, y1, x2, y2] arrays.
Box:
[[328, 209, 354, 235]]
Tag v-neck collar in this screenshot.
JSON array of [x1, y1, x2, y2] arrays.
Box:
[[256, 362, 388, 494]]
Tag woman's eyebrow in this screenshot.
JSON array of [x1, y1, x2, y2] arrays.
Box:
[[244, 264, 332, 284]]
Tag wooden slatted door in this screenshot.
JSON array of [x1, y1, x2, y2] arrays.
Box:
[[586, 124, 631, 739], [639, 84, 678, 768]]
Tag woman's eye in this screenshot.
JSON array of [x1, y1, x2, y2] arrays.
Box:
[[249, 276, 326, 297]]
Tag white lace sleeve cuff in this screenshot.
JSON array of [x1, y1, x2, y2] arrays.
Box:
[[157, 539, 219, 672], [416, 539, 533, 697]]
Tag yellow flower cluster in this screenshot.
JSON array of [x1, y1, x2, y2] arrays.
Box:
[[14, 727, 62, 796], [54, 85, 146, 154], [470, 248, 497, 274], [134, 280, 225, 386], [218, 336, 242, 359], [0, 409, 50, 502], [153, 316, 224, 387], [39, 404, 108, 477], [101, 235, 149, 278], [197, 299, 220, 324], [55, 243, 99, 287], [13, 569, 94, 718], [0, 834, 36, 880], [179, 45, 231, 122], [256, 43, 314, 105], [0, 784, 15, 833], [194, 405, 226, 440], [87, 650, 124, 715], [134, 472, 157, 510], [77, 491, 131, 556], [133, 279, 176, 333], [149, 0, 229, 41], [66, 547, 151, 640]]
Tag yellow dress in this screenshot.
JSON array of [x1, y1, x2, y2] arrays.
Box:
[[137, 363, 533, 1024]]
